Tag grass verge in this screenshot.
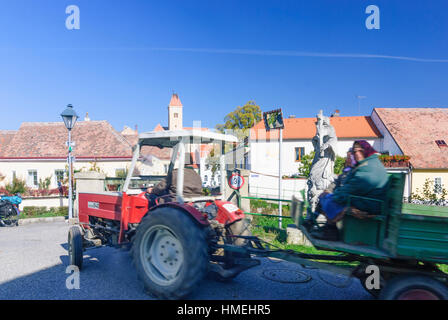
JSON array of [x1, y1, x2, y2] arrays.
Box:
[[19, 206, 68, 219]]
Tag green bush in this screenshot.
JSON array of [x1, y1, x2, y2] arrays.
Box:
[[38, 175, 52, 190], [298, 151, 346, 178], [5, 177, 27, 195], [21, 206, 68, 218], [250, 199, 291, 215]]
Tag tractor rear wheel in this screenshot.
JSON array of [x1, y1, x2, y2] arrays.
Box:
[[132, 207, 209, 299], [68, 225, 84, 270]]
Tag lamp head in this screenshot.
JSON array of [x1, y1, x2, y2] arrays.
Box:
[[61, 104, 78, 130]]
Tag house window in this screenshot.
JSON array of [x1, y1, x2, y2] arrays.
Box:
[[295, 147, 305, 162], [174, 113, 178, 118], [435, 140, 447, 147], [55, 170, 65, 185], [27, 170, 38, 188], [204, 175, 208, 182], [435, 177, 443, 194]]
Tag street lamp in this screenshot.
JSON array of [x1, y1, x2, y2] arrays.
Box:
[[61, 104, 78, 221]]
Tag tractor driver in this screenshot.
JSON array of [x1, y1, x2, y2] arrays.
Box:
[[145, 152, 204, 207]]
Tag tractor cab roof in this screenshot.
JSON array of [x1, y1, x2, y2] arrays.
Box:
[[137, 130, 238, 148]]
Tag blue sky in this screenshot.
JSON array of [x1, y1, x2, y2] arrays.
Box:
[[0, 0, 447, 132]]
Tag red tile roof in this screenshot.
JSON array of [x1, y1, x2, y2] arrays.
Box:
[[250, 116, 382, 140], [0, 121, 133, 159], [373, 108, 448, 169], [169, 93, 182, 107], [122, 130, 172, 161], [183, 127, 210, 131], [141, 146, 172, 161], [0, 130, 17, 155], [153, 124, 165, 132]]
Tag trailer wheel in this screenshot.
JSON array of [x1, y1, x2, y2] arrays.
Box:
[[68, 225, 83, 270], [132, 208, 208, 299], [379, 274, 448, 300]]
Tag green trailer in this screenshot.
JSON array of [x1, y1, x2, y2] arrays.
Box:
[[289, 173, 448, 299], [223, 173, 448, 299]]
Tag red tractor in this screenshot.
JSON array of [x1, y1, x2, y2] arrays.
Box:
[[68, 130, 259, 299]]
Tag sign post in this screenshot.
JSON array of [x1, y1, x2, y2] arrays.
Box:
[[263, 109, 285, 229]]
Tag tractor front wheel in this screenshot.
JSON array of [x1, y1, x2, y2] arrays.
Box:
[[132, 208, 209, 299], [68, 225, 84, 270]]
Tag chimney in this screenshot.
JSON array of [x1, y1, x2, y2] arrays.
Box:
[[84, 112, 90, 121], [331, 109, 340, 117]]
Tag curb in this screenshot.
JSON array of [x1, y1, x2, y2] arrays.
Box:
[[18, 216, 67, 225]]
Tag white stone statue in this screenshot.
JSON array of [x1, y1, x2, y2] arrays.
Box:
[[307, 110, 338, 212]]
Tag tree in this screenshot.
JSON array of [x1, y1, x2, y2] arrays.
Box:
[[334, 156, 346, 175], [298, 152, 315, 178], [204, 146, 221, 187], [216, 101, 262, 138], [38, 175, 52, 190], [297, 151, 346, 178], [206, 147, 220, 177], [410, 178, 448, 206]]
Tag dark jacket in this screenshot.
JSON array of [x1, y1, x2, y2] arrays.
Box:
[[332, 154, 389, 214], [327, 167, 352, 192], [152, 167, 203, 199]]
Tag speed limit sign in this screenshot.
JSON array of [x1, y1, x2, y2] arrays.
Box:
[[228, 172, 245, 190]]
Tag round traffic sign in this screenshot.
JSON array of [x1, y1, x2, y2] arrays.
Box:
[[228, 173, 245, 190]]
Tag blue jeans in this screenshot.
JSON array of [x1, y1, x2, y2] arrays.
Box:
[[319, 193, 345, 220]]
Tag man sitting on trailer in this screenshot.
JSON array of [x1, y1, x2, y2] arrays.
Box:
[[311, 140, 389, 241], [145, 152, 203, 207]]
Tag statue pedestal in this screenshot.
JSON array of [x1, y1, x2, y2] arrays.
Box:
[[286, 224, 312, 246]]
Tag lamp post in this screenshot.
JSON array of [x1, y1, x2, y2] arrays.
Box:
[[61, 104, 78, 221]]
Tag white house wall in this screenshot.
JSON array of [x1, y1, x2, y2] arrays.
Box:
[[249, 138, 381, 177], [136, 158, 170, 176], [249, 174, 307, 200], [371, 111, 402, 155], [0, 158, 169, 189]]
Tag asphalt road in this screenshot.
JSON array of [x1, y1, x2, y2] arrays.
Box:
[[0, 222, 372, 300]]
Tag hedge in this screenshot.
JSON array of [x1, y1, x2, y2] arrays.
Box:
[[20, 206, 68, 218]]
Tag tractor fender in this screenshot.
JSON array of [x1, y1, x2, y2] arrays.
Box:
[[149, 202, 210, 227]]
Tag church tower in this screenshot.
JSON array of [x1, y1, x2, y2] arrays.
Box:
[[168, 93, 183, 130]]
